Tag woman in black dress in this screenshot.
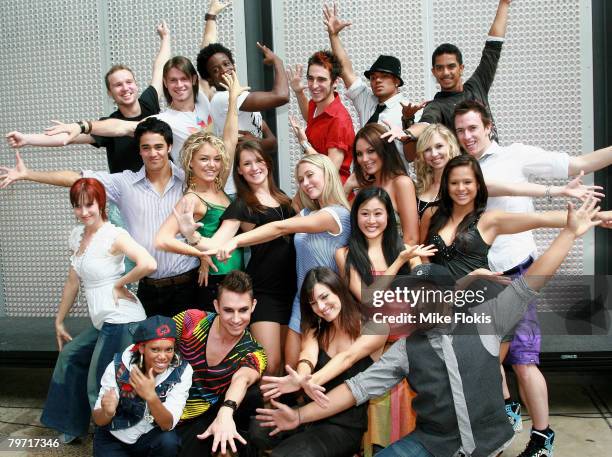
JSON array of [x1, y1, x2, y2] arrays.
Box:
[[174, 140, 296, 375]]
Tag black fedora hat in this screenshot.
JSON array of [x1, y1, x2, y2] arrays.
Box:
[[364, 55, 404, 87]]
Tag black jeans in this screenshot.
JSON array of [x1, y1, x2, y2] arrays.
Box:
[[250, 418, 364, 457], [137, 275, 197, 317], [93, 427, 180, 457]]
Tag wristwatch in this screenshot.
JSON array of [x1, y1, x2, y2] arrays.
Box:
[[221, 399, 238, 412]]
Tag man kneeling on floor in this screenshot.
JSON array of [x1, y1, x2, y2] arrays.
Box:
[[257, 198, 603, 457], [92, 315, 193, 457]]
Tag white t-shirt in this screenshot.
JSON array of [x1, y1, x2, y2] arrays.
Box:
[[156, 90, 213, 163], [94, 345, 193, 444], [210, 91, 264, 195]]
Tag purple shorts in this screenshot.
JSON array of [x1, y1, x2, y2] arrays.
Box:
[[503, 257, 542, 365]]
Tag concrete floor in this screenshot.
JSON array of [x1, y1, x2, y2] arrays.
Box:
[[0, 368, 610, 456]]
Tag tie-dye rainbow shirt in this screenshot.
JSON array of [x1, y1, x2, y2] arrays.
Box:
[[173, 309, 266, 421]]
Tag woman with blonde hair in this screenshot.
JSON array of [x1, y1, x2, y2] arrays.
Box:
[[155, 71, 248, 308], [208, 153, 351, 368]]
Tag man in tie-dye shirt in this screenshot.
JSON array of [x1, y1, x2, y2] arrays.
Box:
[[173, 270, 267, 457]]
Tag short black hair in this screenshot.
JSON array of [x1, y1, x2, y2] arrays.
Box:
[[197, 43, 235, 80], [134, 117, 173, 146], [432, 43, 463, 67]]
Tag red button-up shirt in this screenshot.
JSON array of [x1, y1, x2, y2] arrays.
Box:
[[305, 93, 355, 183]]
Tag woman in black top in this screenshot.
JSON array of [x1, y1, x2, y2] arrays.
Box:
[[174, 140, 296, 376], [255, 267, 386, 457]]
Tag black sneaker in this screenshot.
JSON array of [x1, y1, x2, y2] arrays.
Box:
[[505, 401, 523, 432], [517, 429, 555, 457]]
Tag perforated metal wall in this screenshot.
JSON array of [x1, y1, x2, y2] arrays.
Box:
[[0, 0, 244, 317], [274, 0, 593, 286]]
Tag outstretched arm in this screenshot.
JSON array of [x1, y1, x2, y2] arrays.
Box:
[[151, 21, 171, 97], [524, 197, 602, 291], [220, 71, 249, 186], [198, 367, 260, 455], [568, 145, 612, 176], [488, 0, 512, 38], [287, 64, 309, 121], [239, 43, 289, 112], [0, 151, 79, 189], [6, 130, 94, 148], [323, 2, 357, 89], [486, 172, 604, 201], [44, 118, 139, 144], [200, 0, 231, 48]]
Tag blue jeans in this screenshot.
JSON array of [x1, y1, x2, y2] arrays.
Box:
[[377, 434, 433, 457], [41, 322, 134, 437], [94, 427, 180, 457]]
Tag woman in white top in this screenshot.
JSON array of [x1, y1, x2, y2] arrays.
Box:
[[40, 178, 156, 443]]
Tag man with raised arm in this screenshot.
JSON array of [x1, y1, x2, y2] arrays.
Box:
[[196, 39, 288, 155], [256, 196, 605, 457], [388, 0, 512, 160], [287, 51, 354, 182], [323, 2, 419, 169], [453, 99, 612, 456], [5, 22, 170, 173]]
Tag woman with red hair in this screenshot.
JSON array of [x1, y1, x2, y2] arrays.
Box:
[[41, 178, 157, 443]]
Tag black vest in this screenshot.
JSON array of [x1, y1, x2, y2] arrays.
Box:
[[405, 323, 513, 457]]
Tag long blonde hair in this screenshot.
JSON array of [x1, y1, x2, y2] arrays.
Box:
[[295, 155, 350, 211], [414, 123, 460, 196], [180, 131, 229, 191]]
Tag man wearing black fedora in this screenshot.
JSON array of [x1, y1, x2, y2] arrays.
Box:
[[323, 2, 419, 170], [387, 0, 512, 153]]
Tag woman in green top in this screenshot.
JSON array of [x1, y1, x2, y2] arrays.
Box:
[[156, 71, 246, 311]]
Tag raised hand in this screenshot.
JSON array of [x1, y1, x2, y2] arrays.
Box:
[[562, 170, 605, 201], [55, 321, 73, 351], [323, 2, 352, 36], [208, 0, 232, 15], [255, 398, 300, 436], [156, 20, 170, 38], [401, 100, 429, 119], [5, 131, 28, 148], [256, 42, 279, 66], [219, 70, 250, 99], [173, 197, 203, 239], [565, 194, 602, 237], [287, 64, 305, 93], [379, 119, 406, 144], [289, 115, 307, 143], [0, 151, 28, 189], [44, 120, 80, 144]]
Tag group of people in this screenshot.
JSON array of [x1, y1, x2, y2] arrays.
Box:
[[1, 1, 612, 456]]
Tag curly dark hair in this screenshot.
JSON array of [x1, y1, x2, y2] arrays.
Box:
[[307, 50, 342, 82], [197, 43, 235, 80]]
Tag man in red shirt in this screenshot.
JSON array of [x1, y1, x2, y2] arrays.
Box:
[[288, 51, 355, 183]]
